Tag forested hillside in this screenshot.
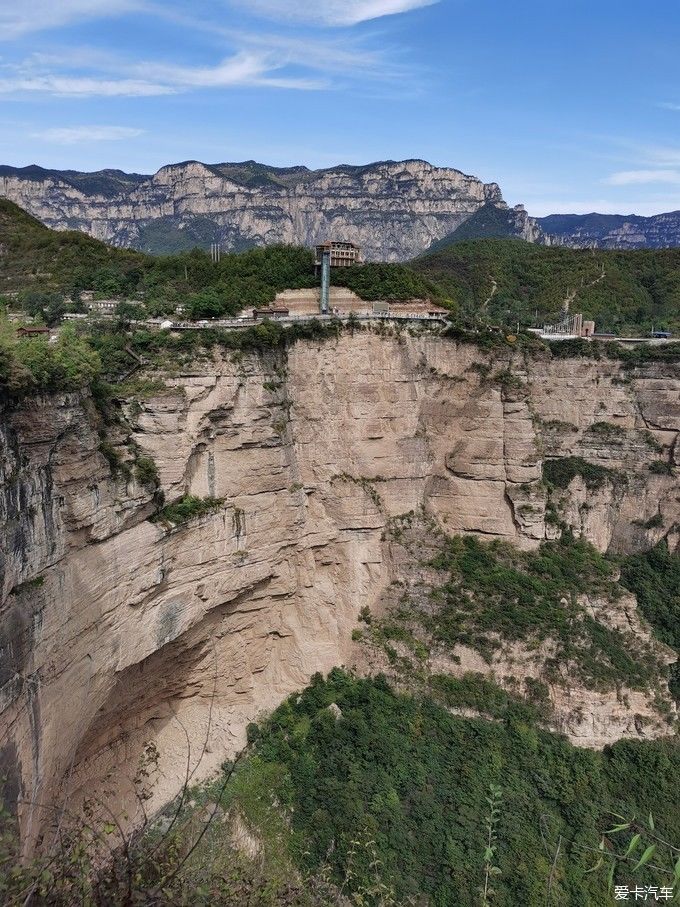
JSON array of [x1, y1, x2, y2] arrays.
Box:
[[5, 668, 677, 905], [412, 239, 680, 334], [0, 199, 317, 317], [0, 200, 430, 321], [425, 202, 532, 251]]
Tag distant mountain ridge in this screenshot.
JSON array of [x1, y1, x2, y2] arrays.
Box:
[[0, 158, 543, 260], [539, 210, 680, 249]]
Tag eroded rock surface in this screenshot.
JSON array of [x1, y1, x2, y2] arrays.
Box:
[[1, 333, 678, 847]]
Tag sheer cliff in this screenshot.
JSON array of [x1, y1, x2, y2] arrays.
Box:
[[0, 159, 543, 260], [1, 332, 678, 849]]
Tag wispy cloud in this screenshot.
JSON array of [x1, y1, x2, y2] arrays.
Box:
[[0, 0, 139, 39], [0, 74, 174, 97], [600, 141, 680, 188], [228, 29, 410, 81], [0, 15, 413, 99], [656, 101, 680, 111], [1, 0, 438, 38], [0, 0, 425, 98], [133, 50, 327, 90], [642, 144, 680, 167], [233, 0, 438, 26], [0, 49, 329, 97], [605, 169, 680, 186], [32, 125, 145, 143]]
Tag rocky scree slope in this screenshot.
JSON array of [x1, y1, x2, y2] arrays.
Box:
[[0, 331, 678, 849], [0, 159, 543, 260]]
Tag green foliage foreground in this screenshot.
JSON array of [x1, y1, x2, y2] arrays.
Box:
[[242, 670, 679, 906], [0, 322, 101, 396]]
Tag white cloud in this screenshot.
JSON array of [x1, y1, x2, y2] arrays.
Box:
[[0, 49, 327, 97], [0, 74, 174, 96], [0, 2, 419, 99], [236, 0, 438, 26], [0, 0, 139, 39], [656, 102, 680, 111], [32, 125, 145, 144], [135, 51, 326, 90], [642, 145, 680, 167], [605, 169, 680, 186], [225, 29, 402, 79], [0, 0, 439, 39]]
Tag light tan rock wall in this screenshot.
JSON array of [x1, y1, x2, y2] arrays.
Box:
[[1, 332, 678, 847], [0, 160, 542, 260]]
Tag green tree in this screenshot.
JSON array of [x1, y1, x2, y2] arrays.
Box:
[[53, 324, 102, 389], [115, 301, 146, 324]]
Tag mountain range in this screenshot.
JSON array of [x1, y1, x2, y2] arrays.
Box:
[[1, 158, 679, 257], [0, 159, 541, 260], [538, 210, 680, 249]]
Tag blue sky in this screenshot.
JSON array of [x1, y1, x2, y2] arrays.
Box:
[[1, 0, 679, 216]]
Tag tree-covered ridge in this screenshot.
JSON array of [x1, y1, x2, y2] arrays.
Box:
[[425, 203, 529, 252], [412, 238, 680, 334], [0, 199, 145, 298], [0, 199, 435, 321], [0, 199, 317, 315]]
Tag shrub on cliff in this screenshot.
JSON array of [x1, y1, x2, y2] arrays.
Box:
[[0, 321, 101, 397], [542, 456, 621, 490], [135, 456, 160, 487], [419, 534, 662, 692], [155, 495, 224, 524]]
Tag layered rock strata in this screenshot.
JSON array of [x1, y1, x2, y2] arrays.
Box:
[[1, 332, 678, 848]]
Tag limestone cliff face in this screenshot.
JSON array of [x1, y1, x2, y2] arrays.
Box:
[[1, 334, 678, 847], [0, 159, 543, 260]]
